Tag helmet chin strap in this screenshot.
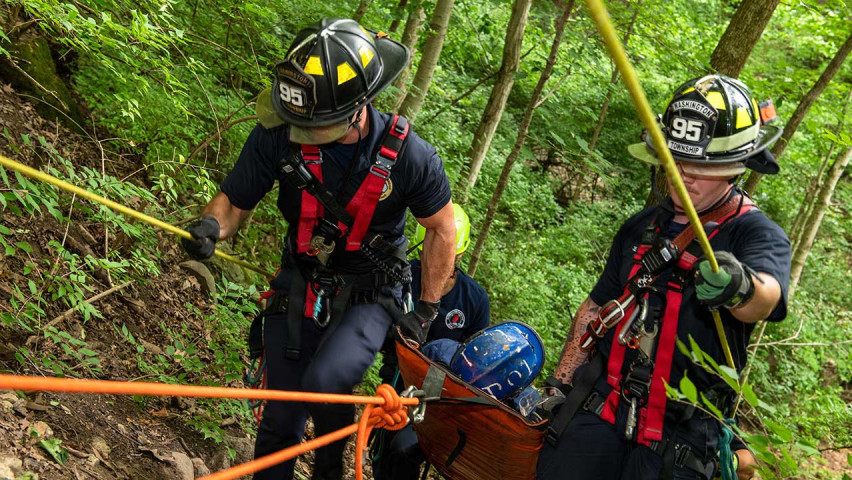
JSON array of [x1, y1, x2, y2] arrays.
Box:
[[650, 166, 736, 217]]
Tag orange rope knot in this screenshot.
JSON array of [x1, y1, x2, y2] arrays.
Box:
[[354, 384, 416, 480], [370, 383, 409, 431]]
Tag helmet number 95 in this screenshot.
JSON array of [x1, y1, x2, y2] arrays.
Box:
[[670, 117, 704, 142], [279, 83, 305, 107]]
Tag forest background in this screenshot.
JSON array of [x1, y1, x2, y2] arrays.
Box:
[[0, 0, 850, 478]]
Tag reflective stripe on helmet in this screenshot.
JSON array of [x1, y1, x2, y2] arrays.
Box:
[[705, 122, 759, 154]]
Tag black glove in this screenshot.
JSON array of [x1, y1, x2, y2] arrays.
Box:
[[694, 251, 754, 309], [181, 216, 220, 260], [398, 300, 440, 344]]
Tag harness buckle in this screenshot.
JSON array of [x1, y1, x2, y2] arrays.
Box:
[[674, 443, 693, 469]]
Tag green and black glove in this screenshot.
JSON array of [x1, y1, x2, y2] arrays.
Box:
[[398, 300, 440, 344], [181, 216, 220, 260], [694, 251, 754, 309]]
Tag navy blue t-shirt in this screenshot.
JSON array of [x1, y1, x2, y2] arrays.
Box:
[[589, 203, 791, 392], [220, 106, 452, 275], [410, 260, 490, 342]]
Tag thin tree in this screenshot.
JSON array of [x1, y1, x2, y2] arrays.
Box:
[[456, 0, 533, 203], [789, 145, 852, 292], [391, 1, 426, 111], [397, 0, 454, 122], [587, 0, 641, 154], [467, 0, 576, 276], [789, 87, 852, 247], [389, 0, 409, 33], [647, 0, 779, 206], [744, 30, 852, 194], [353, 0, 371, 22], [709, 0, 780, 77]]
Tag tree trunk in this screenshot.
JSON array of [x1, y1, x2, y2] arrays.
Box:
[[789, 146, 852, 293], [397, 0, 454, 122], [587, 0, 641, 154], [353, 0, 371, 22], [744, 30, 852, 194], [789, 87, 852, 246], [390, 1, 426, 112], [709, 0, 780, 77], [389, 0, 409, 33], [467, 0, 575, 277], [456, 0, 533, 202], [647, 0, 778, 206]]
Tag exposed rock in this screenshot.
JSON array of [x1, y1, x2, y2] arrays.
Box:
[[0, 393, 22, 413], [29, 421, 52, 439], [192, 457, 211, 477], [0, 464, 13, 480], [0, 455, 22, 475], [91, 436, 110, 459], [179, 260, 216, 298], [139, 339, 164, 356], [140, 447, 194, 480], [0, 32, 86, 132], [209, 448, 231, 472], [170, 451, 194, 480], [226, 434, 254, 465]]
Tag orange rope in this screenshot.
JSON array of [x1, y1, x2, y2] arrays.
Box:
[[199, 424, 359, 480], [355, 384, 410, 480], [0, 374, 418, 480], [0, 374, 418, 406]]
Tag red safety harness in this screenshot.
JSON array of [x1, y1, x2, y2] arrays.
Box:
[[598, 201, 755, 446], [295, 114, 410, 253]]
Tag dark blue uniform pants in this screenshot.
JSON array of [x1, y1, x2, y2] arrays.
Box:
[[372, 424, 425, 480], [536, 409, 718, 480], [253, 302, 394, 480]]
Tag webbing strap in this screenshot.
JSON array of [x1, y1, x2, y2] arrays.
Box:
[[545, 353, 605, 446], [291, 115, 410, 254], [344, 115, 409, 250], [297, 145, 323, 252], [599, 199, 755, 445]]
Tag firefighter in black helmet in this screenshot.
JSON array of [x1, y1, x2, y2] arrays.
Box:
[[182, 18, 457, 480], [537, 75, 790, 480]]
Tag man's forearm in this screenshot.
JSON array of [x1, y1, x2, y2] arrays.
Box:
[[730, 272, 781, 324], [417, 202, 456, 303], [553, 297, 601, 384], [201, 192, 251, 240], [419, 224, 455, 302]]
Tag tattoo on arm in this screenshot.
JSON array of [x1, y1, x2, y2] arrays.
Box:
[[554, 297, 601, 384]]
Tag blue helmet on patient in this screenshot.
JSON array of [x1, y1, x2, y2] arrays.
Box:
[[449, 321, 545, 400]]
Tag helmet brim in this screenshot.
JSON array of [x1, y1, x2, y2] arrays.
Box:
[[266, 33, 410, 130], [628, 124, 783, 174]]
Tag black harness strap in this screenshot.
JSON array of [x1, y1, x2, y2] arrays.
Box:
[[285, 269, 308, 360], [545, 353, 604, 446]]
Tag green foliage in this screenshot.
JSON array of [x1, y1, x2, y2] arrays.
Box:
[[3, 0, 851, 474]]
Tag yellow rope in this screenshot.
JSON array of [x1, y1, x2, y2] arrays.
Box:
[[583, 0, 735, 370], [0, 154, 274, 279]]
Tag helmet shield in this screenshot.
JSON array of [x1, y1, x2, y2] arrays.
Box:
[[288, 120, 352, 145]]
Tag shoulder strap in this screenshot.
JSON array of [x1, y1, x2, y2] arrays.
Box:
[[343, 115, 410, 250], [282, 115, 410, 253]]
